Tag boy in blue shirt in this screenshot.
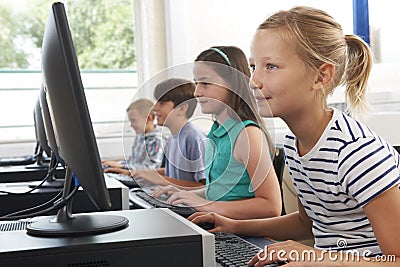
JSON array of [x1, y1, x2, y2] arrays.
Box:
[[129, 78, 206, 187]]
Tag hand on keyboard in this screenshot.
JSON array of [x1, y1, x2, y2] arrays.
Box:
[[151, 185, 181, 198], [162, 189, 211, 209], [188, 211, 236, 234], [129, 188, 196, 218], [196, 222, 215, 231], [215, 233, 285, 267], [131, 169, 167, 186], [103, 166, 131, 176], [105, 172, 139, 188], [101, 160, 123, 169]]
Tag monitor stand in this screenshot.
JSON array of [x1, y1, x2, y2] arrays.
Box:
[[24, 147, 49, 170], [26, 167, 129, 237]]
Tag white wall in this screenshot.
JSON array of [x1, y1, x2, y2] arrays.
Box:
[[162, 0, 354, 146], [165, 0, 353, 66], [162, 1, 400, 147]]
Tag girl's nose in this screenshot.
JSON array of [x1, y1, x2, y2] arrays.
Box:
[[194, 85, 202, 97], [249, 74, 262, 91]]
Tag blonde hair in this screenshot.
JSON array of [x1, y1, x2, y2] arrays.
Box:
[[258, 6, 373, 116], [127, 98, 155, 120]]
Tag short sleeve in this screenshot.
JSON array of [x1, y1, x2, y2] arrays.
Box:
[[338, 137, 400, 207]]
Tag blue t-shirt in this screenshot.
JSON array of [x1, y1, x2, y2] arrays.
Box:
[[164, 122, 206, 182]]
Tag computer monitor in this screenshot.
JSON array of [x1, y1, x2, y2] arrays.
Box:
[[26, 2, 128, 236], [38, 83, 59, 160], [33, 95, 52, 158], [24, 94, 51, 167], [22, 96, 51, 170], [28, 85, 65, 188]]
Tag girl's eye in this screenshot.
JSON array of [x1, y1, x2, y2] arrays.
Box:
[[196, 81, 210, 86], [265, 64, 277, 71], [249, 65, 256, 73]]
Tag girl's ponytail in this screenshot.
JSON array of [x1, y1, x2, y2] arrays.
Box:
[[343, 34, 373, 116]]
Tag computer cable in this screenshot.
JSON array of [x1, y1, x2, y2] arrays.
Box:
[[2, 190, 63, 218], [0, 162, 62, 195], [0, 184, 79, 221]]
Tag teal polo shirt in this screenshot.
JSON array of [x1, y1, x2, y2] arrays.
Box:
[[205, 118, 257, 201]]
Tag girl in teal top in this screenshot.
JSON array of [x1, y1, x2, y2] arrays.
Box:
[[205, 118, 258, 201], [153, 46, 282, 220]]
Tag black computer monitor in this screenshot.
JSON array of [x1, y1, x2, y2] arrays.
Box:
[[24, 95, 51, 168], [22, 96, 51, 170], [33, 95, 52, 158], [28, 85, 65, 188], [26, 2, 128, 236], [38, 83, 59, 160]]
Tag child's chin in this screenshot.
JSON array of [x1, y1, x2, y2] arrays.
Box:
[[259, 109, 273, 118]]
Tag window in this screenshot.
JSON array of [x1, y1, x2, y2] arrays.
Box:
[[0, 0, 136, 158], [367, 0, 400, 112]]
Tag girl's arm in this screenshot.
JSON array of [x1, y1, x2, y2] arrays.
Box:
[[248, 188, 400, 267], [163, 177, 206, 187], [132, 168, 205, 187], [364, 185, 400, 258], [152, 185, 207, 198], [251, 185, 400, 266], [190, 198, 313, 241], [230, 198, 313, 241]]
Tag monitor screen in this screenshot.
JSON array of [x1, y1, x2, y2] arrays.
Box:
[[26, 2, 128, 236]]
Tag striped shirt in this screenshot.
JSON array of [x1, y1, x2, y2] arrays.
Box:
[[284, 108, 400, 255], [127, 125, 168, 170]]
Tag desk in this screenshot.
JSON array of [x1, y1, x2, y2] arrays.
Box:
[[0, 209, 213, 267], [0, 177, 129, 216], [0, 165, 65, 183]]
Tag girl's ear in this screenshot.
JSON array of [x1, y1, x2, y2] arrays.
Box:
[[312, 63, 335, 90]]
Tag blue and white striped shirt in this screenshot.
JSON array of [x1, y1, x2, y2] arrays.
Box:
[[284, 108, 400, 255]]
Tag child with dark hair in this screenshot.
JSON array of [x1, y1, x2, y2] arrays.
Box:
[[153, 46, 282, 220], [132, 78, 207, 187]]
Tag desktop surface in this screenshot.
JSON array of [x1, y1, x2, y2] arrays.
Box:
[[0, 208, 213, 267], [0, 165, 65, 183], [0, 177, 129, 216]]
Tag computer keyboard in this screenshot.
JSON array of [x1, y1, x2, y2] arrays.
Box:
[[104, 172, 139, 188], [129, 188, 196, 218], [214, 232, 285, 267], [0, 155, 36, 167]]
